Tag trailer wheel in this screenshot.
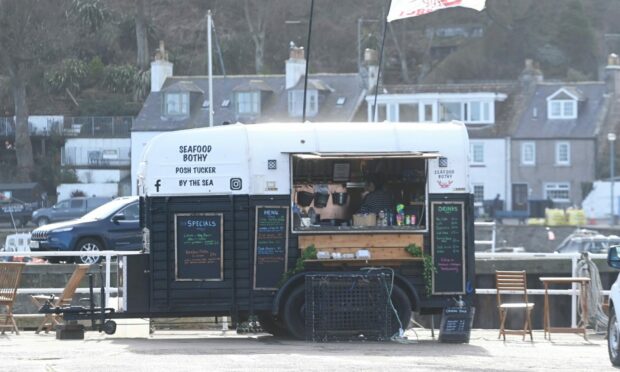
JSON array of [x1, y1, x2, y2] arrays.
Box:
[[388, 285, 412, 336], [283, 286, 306, 340], [103, 320, 117, 335], [257, 312, 290, 338]]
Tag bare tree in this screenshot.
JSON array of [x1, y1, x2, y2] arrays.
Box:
[[135, 0, 150, 70], [243, 0, 267, 74], [0, 0, 68, 181], [388, 22, 411, 84]]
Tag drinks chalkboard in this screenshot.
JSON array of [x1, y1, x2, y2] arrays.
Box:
[[174, 213, 223, 281], [439, 306, 475, 343], [254, 206, 288, 290], [431, 201, 465, 294]]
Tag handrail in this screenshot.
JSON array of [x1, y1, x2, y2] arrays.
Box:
[[0, 251, 142, 308]]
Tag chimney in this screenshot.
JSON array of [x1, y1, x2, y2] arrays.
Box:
[[519, 59, 543, 90], [364, 48, 379, 91], [286, 44, 306, 89], [151, 41, 173, 93], [605, 53, 620, 94]]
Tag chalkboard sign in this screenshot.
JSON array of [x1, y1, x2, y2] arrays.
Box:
[[174, 213, 223, 281], [439, 306, 475, 343], [254, 206, 289, 290], [431, 201, 465, 294]]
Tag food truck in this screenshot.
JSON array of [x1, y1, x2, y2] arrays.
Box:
[[131, 121, 475, 339]]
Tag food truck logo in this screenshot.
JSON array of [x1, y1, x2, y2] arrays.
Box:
[[434, 168, 454, 189], [230, 178, 242, 191]]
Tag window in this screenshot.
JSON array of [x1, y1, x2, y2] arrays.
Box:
[[470, 142, 484, 164], [288, 90, 318, 117], [236, 91, 260, 115], [70, 199, 84, 209], [439, 102, 462, 122], [545, 183, 570, 202], [473, 184, 484, 204], [468, 101, 491, 123], [118, 203, 139, 221], [521, 142, 536, 165], [548, 100, 577, 119], [164, 92, 189, 116], [555, 142, 570, 165]]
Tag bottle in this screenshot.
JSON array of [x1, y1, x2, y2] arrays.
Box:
[[405, 215, 411, 225], [411, 214, 416, 226], [378, 210, 385, 226]]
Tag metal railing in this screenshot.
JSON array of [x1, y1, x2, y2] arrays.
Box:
[[476, 252, 609, 328], [0, 116, 133, 138], [474, 221, 496, 252]]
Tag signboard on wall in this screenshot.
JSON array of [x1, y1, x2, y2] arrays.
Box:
[[254, 206, 289, 290], [431, 201, 465, 294], [174, 213, 223, 281]]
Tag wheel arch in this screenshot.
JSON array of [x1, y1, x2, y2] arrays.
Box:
[[74, 235, 108, 251]]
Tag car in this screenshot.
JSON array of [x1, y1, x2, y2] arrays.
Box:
[[555, 228, 620, 254], [29, 196, 141, 264], [607, 246, 620, 366], [31, 196, 112, 227]]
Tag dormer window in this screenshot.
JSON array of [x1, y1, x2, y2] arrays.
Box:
[[164, 92, 189, 116], [235, 91, 260, 115], [288, 90, 318, 117], [546, 87, 582, 120]]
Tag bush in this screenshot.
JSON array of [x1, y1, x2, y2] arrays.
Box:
[[45, 59, 88, 93], [102, 64, 139, 94]]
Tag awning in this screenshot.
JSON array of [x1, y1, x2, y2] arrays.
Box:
[[291, 151, 440, 160]]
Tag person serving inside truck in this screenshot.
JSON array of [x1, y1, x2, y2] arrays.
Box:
[[359, 175, 393, 214]]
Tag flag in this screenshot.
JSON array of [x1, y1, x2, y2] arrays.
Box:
[[387, 0, 486, 22]]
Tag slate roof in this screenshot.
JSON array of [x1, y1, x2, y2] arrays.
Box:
[[133, 73, 366, 131], [513, 82, 609, 139]]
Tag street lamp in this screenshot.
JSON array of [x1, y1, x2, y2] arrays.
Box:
[[610, 133, 617, 225]]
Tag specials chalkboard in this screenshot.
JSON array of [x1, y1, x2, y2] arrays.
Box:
[[431, 201, 465, 294], [439, 306, 475, 343], [254, 206, 289, 290], [174, 213, 223, 281]]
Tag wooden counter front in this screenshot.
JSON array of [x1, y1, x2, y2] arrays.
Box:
[[299, 234, 424, 260]]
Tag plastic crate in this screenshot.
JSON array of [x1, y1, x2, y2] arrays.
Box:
[[305, 271, 392, 342]]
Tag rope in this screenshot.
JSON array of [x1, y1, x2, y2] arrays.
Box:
[[576, 252, 608, 333]]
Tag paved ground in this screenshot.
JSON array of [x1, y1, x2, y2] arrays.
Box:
[[0, 328, 614, 372]]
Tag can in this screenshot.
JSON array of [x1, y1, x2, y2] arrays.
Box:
[[411, 214, 416, 225], [405, 215, 411, 225]]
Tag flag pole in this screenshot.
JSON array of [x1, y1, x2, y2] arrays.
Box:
[[372, 0, 391, 122], [302, 0, 315, 123]]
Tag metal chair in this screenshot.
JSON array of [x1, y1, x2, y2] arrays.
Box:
[[496, 270, 534, 341], [0, 262, 26, 335], [30, 264, 90, 334]]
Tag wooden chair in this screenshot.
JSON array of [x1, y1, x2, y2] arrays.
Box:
[[0, 262, 26, 335], [496, 270, 534, 341], [30, 264, 90, 334]]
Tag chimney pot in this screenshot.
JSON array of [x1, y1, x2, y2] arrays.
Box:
[[609, 53, 620, 66]]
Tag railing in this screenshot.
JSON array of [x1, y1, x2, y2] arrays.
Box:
[[0, 250, 142, 309], [474, 221, 496, 252], [476, 252, 609, 328], [0, 116, 133, 138]]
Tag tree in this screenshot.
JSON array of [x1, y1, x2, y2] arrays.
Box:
[[135, 0, 150, 70], [243, 0, 267, 74], [0, 0, 70, 182]]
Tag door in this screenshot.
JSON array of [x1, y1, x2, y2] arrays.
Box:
[[50, 199, 84, 222], [512, 183, 528, 211], [107, 202, 141, 250]]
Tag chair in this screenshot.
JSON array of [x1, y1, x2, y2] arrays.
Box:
[[30, 264, 90, 334], [495, 270, 534, 341], [0, 262, 26, 335]]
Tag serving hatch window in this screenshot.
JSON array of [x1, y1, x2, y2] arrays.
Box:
[[290, 153, 433, 233]]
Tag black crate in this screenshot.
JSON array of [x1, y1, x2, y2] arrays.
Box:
[[305, 272, 392, 342]]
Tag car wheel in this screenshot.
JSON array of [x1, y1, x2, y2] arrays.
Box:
[[609, 309, 620, 366], [282, 285, 306, 340], [37, 217, 49, 227], [76, 238, 102, 264]]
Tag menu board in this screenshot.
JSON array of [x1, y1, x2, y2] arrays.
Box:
[[254, 206, 289, 290], [174, 213, 223, 281], [439, 306, 475, 343], [431, 201, 465, 294]]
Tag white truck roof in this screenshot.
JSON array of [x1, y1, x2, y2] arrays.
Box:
[[138, 121, 470, 196]]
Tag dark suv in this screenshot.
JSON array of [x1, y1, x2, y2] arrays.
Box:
[[29, 196, 141, 264]]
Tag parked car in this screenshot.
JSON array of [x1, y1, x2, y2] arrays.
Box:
[[555, 228, 620, 254], [606, 246, 620, 366], [29, 196, 141, 264], [31, 196, 111, 227]]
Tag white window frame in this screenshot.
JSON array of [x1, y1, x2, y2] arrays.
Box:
[[439, 101, 463, 122], [548, 100, 577, 119], [236, 91, 261, 115], [163, 92, 190, 116], [521, 142, 536, 166], [470, 142, 484, 165], [288, 90, 318, 117], [473, 184, 484, 204], [466, 101, 492, 124], [555, 142, 570, 166], [544, 183, 570, 202]]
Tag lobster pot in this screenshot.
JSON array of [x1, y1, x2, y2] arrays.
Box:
[[305, 272, 391, 342]]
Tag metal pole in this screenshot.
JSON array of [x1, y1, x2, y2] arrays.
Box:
[[207, 10, 214, 127], [612, 141, 616, 225], [302, 0, 315, 123], [372, 0, 392, 122]]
